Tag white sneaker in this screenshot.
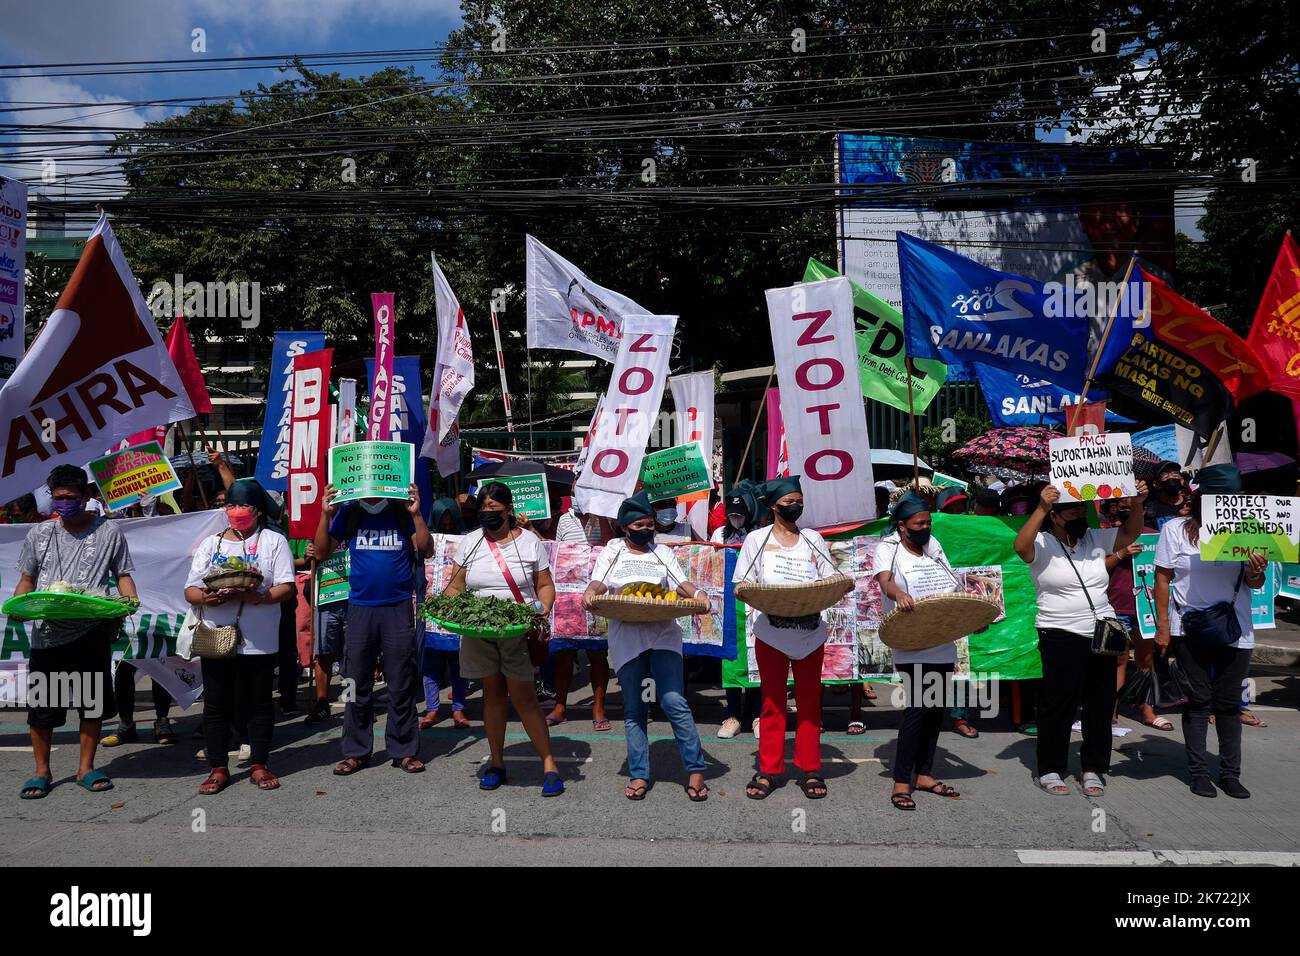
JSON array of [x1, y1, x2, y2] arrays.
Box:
[[752, 718, 761, 739], [237, 743, 252, 762], [717, 717, 741, 739]]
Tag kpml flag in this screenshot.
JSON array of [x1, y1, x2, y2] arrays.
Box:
[[1246, 232, 1300, 398], [803, 258, 946, 414], [0, 214, 194, 504]]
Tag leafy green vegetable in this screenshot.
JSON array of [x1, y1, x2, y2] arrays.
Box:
[[419, 592, 535, 631]]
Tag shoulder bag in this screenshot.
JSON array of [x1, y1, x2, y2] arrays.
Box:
[[1175, 566, 1244, 648], [1060, 536, 1129, 656]]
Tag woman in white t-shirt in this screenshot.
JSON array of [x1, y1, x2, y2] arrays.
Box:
[[733, 476, 838, 801], [1014, 480, 1146, 797], [874, 491, 964, 811], [445, 481, 563, 797], [1153, 464, 1267, 800], [183, 479, 296, 795], [710, 481, 763, 740], [583, 491, 710, 801]]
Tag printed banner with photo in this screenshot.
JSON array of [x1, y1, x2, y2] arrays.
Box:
[[1132, 532, 1277, 636]]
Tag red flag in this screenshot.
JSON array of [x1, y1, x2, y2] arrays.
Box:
[[127, 313, 211, 445], [1246, 232, 1300, 398], [1068, 400, 1108, 437]]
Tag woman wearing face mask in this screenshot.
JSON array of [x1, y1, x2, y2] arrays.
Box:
[[733, 476, 839, 800], [444, 482, 563, 797], [874, 492, 965, 810], [650, 496, 697, 543], [711, 481, 762, 739], [1154, 464, 1267, 799], [184, 479, 296, 794], [1014, 481, 1146, 796], [582, 491, 710, 801]]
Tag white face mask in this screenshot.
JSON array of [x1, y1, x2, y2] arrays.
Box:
[[360, 500, 387, 515], [728, 514, 745, 529]]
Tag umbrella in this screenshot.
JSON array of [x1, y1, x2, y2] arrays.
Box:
[[870, 448, 934, 480], [951, 426, 1059, 482], [1235, 451, 1295, 474], [466, 458, 575, 488], [1131, 444, 1161, 479]]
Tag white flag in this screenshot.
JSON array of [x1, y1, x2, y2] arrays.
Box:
[[0, 214, 194, 504], [526, 234, 653, 363], [669, 370, 715, 538], [424, 252, 474, 476], [766, 277, 876, 528], [573, 314, 677, 518]]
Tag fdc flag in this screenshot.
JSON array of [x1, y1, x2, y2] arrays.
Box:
[[896, 232, 1089, 388]]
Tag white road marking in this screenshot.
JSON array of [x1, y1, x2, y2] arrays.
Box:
[[1017, 850, 1300, 866]]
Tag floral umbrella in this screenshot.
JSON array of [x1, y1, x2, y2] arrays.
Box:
[[951, 426, 1060, 482]]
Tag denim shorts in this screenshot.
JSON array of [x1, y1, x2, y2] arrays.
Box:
[[316, 603, 348, 656]]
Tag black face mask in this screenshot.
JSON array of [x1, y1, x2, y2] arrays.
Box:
[[1063, 517, 1088, 540], [775, 503, 803, 523], [626, 527, 655, 547], [1160, 479, 1182, 496], [478, 511, 506, 532], [906, 526, 932, 548]]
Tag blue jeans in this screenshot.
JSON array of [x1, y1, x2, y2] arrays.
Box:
[[422, 648, 468, 713], [617, 649, 707, 781]]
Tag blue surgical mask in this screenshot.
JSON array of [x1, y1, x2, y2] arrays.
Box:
[[655, 508, 677, 526]]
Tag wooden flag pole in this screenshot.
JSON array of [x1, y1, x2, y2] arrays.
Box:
[[1068, 253, 1140, 435], [734, 365, 777, 486], [1201, 423, 1225, 466], [175, 420, 209, 509], [904, 359, 921, 486]]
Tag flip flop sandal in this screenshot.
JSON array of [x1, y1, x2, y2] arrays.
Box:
[[1240, 712, 1267, 727], [846, 721, 866, 735], [799, 774, 828, 799], [953, 719, 979, 739], [20, 776, 52, 800], [1143, 716, 1174, 731], [249, 764, 280, 790], [198, 769, 230, 795], [1081, 773, 1105, 797], [592, 718, 612, 732], [452, 713, 471, 729], [625, 781, 648, 801], [418, 713, 443, 730], [890, 791, 916, 811], [685, 784, 709, 802], [745, 773, 775, 800], [76, 770, 113, 793], [863, 684, 878, 700], [545, 715, 565, 726], [392, 757, 426, 773], [333, 757, 369, 776], [914, 781, 960, 798], [479, 765, 507, 790]]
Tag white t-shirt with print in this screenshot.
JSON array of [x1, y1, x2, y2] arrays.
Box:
[[734, 527, 837, 661], [453, 529, 549, 604], [591, 538, 689, 674], [555, 512, 604, 545], [1028, 527, 1119, 636], [874, 533, 961, 666], [1154, 517, 1255, 649], [185, 529, 296, 655]]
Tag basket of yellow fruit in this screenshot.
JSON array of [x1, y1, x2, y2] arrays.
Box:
[[589, 583, 710, 623], [733, 574, 854, 617]]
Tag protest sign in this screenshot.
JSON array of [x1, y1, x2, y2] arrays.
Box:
[[328, 441, 415, 503], [1048, 431, 1136, 502], [0, 175, 26, 388], [288, 349, 332, 539], [89, 441, 182, 511], [1134, 532, 1277, 634], [639, 441, 713, 501], [315, 551, 350, 605], [1198, 495, 1300, 562], [496, 472, 551, 520], [255, 331, 326, 489]]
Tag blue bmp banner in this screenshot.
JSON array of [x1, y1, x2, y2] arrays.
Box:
[[254, 331, 326, 491]]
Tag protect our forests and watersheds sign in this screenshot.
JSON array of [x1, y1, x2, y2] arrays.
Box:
[[89, 440, 182, 510], [639, 441, 713, 501], [328, 440, 414, 503], [1199, 495, 1300, 562], [1048, 431, 1136, 502]]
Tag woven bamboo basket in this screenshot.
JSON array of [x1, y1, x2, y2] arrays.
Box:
[[734, 574, 854, 617], [203, 569, 264, 591], [879, 593, 1000, 651], [589, 593, 709, 623]]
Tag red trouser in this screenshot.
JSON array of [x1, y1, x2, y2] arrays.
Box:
[[756, 638, 825, 776]]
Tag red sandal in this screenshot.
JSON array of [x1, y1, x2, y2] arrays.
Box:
[[198, 767, 230, 795], [249, 764, 280, 790]]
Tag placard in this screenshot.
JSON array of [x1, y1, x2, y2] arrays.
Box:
[[639, 441, 713, 501], [315, 551, 350, 606], [1048, 431, 1136, 502], [88, 441, 182, 511], [328, 440, 415, 503], [496, 472, 550, 520], [1199, 494, 1299, 562]]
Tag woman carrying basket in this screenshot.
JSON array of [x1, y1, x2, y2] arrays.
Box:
[[444, 482, 563, 797], [733, 476, 839, 800], [582, 492, 711, 801], [874, 492, 965, 811]]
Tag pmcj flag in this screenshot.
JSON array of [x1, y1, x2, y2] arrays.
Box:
[[896, 232, 1088, 389]]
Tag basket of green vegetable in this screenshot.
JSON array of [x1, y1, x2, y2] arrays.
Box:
[[202, 554, 263, 591], [3, 583, 140, 621], [420, 592, 536, 640]]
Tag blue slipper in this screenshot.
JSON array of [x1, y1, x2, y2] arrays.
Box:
[[479, 765, 507, 790], [76, 770, 114, 793], [20, 776, 52, 800], [541, 770, 565, 798]]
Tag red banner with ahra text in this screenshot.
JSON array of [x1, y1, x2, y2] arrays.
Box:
[[288, 348, 332, 539]]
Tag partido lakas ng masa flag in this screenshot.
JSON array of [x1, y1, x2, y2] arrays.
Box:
[[526, 234, 654, 363], [896, 231, 1089, 389], [803, 257, 946, 414], [766, 275, 876, 528], [423, 252, 473, 478], [1096, 266, 1271, 437], [0, 214, 194, 504]]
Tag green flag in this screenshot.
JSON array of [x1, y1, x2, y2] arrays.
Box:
[[803, 258, 946, 414]]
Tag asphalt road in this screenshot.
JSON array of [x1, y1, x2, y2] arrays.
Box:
[[4, 656, 1299, 867]]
